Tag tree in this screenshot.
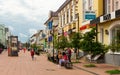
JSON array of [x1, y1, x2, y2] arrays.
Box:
[[81, 28, 97, 54], [58, 36, 68, 50], [81, 27, 107, 55], [54, 34, 60, 50], [70, 32, 82, 59]]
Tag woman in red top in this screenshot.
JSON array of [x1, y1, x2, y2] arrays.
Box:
[[30, 49, 34, 60], [62, 52, 69, 63]]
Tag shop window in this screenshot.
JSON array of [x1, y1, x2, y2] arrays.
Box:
[[112, 26, 120, 45]]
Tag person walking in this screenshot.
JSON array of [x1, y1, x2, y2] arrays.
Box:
[[67, 48, 71, 62], [23, 47, 26, 53], [30, 49, 35, 60]]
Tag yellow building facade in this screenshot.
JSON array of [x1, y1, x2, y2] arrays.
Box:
[[78, 0, 103, 33], [57, 0, 78, 40], [90, 0, 120, 66]]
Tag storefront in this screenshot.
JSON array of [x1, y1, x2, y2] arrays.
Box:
[[90, 9, 120, 66]]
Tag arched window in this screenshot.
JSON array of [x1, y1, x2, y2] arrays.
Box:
[[111, 25, 120, 45]]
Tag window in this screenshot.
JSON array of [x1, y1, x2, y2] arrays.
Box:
[[111, 26, 120, 45], [112, 0, 114, 11], [88, 0, 93, 10], [83, 0, 86, 22], [115, 1, 119, 10], [105, 0, 111, 14], [67, 11, 69, 23]]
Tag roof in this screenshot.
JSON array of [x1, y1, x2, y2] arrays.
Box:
[[44, 11, 58, 25], [56, 0, 71, 12], [44, 0, 71, 25]]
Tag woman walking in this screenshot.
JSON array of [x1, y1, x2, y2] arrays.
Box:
[[30, 49, 35, 60]]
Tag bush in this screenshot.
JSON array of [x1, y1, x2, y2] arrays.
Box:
[[84, 64, 96, 67], [106, 69, 120, 74]]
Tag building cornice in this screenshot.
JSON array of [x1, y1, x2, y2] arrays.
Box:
[[56, 0, 71, 13]]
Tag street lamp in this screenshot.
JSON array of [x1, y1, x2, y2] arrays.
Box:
[[51, 26, 55, 62]]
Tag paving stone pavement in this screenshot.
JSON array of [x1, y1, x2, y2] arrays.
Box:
[[0, 50, 94, 75]]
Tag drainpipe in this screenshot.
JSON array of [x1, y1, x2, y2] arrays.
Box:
[[96, 24, 98, 42]]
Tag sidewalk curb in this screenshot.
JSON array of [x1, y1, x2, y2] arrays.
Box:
[[73, 65, 99, 75]]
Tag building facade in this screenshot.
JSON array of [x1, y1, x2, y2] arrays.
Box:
[[44, 11, 58, 52], [78, 0, 103, 33], [44, 0, 120, 66], [0, 24, 8, 47], [90, 0, 120, 66], [57, 0, 78, 40]]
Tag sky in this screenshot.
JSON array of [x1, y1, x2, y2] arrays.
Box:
[[0, 0, 65, 43]]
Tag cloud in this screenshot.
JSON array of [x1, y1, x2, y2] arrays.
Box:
[[29, 29, 37, 36], [19, 33, 28, 38], [8, 26, 14, 31], [0, 0, 65, 23], [0, 0, 66, 43]]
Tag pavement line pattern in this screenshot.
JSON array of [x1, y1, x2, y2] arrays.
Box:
[[73, 65, 99, 75]]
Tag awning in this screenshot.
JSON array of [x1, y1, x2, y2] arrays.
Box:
[[80, 25, 87, 30], [80, 24, 96, 30]]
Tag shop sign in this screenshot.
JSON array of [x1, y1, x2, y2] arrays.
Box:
[[48, 21, 52, 30], [90, 17, 100, 24], [115, 9, 120, 18], [48, 36, 52, 42], [85, 11, 96, 20], [103, 14, 111, 21]]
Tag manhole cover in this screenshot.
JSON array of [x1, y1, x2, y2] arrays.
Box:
[[46, 69, 55, 71]]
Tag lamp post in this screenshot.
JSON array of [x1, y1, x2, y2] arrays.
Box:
[[52, 26, 55, 62], [76, 13, 79, 32]]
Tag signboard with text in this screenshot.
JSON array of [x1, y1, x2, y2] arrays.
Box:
[[85, 11, 96, 20]]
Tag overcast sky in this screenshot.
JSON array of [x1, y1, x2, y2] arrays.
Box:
[[0, 0, 65, 43]]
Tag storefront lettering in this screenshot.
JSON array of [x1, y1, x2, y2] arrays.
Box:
[[90, 17, 100, 24], [103, 14, 111, 21], [115, 9, 120, 18]]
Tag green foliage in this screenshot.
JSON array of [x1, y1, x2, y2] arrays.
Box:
[[71, 32, 82, 49], [58, 36, 69, 50], [84, 64, 96, 67], [91, 42, 108, 55], [81, 27, 108, 55], [30, 44, 41, 50], [81, 28, 97, 53], [54, 34, 59, 49], [108, 39, 120, 52], [106, 69, 120, 74]]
